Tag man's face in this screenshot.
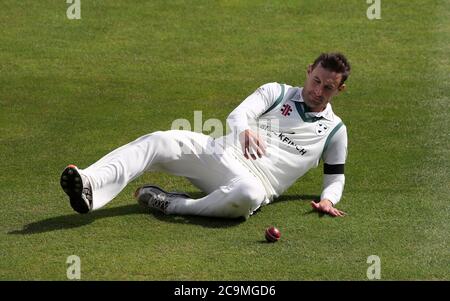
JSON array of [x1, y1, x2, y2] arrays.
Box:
[[302, 64, 345, 112]]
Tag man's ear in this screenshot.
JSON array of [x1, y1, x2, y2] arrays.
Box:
[[338, 83, 346, 92], [307, 64, 313, 76]]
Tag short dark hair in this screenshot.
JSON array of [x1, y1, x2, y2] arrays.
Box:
[[311, 52, 351, 86]]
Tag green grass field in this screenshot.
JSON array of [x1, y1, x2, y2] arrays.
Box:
[[0, 0, 448, 280]]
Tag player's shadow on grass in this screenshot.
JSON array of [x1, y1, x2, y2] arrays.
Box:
[[8, 194, 323, 235], [274, 194, 320, 203], [8, 204, 145, 235], [8, 192, 243, 234], [273, 194, 328, 217], [152, 211, 246, 228]]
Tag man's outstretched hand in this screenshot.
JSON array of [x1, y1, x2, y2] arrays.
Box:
[[311, 199, 346, 217]]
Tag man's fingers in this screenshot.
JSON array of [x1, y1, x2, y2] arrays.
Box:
[[240, 130, 267, 160], [246, 147, 257, 160], [310, 201, 320, 210], [244, 147, 256, 160], [248, 138, 265, 160], [250, 138, 264, 154], [310, 201, 346, 217], [338, 209, 346, 216], [243, 148, 249, 159], [256, 136, 267, 154], [242, 136, 256, 160], [330, 209, 340, 217], [241, 134, 249, 159], [333, 208, 345, 216], [331, 208, 346, 217], [256, 143, 265, 158], [251, 141, 263, 158]]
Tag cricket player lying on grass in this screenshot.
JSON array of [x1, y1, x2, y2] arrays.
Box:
[[60, 52, 350, 219]]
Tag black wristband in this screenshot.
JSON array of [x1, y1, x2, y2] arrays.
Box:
[[324, 163, 345, 174]]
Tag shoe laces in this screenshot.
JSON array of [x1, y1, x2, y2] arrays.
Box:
[[80, 174, 93, 204], [149, 193, 169, 212]]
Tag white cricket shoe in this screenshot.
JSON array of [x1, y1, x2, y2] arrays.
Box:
[[60, 165, 93, 214], [135, 185, 189, 214]]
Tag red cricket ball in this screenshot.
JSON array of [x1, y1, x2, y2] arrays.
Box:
[[265, 226, 281, 242]]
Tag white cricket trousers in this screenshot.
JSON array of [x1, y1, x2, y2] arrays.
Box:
[[80, 130, 266, 218]]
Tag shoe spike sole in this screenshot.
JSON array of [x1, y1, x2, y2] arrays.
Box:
[[60, 165, 90, 214]]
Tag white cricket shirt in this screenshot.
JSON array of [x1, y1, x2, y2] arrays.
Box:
[[221, 82, 347, 206]]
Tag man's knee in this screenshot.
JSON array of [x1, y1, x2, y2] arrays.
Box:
[[231, 178, 265, 216]]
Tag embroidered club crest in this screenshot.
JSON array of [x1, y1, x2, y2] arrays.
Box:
[[315, 122, 329, 136]]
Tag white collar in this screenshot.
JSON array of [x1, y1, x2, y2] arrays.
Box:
[[291, 87, 334, 121]]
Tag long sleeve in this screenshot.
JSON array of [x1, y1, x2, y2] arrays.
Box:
[[321, 125, 348, 205], [227, 82, 283, 134]]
